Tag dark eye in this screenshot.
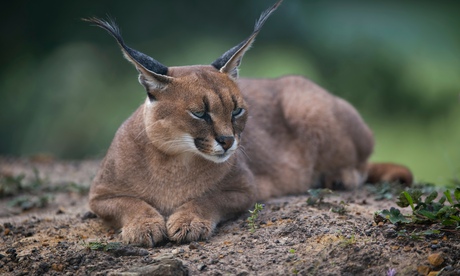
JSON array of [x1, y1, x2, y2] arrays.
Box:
[[232, 107, 244, 117], [191, 110, 206, 119]]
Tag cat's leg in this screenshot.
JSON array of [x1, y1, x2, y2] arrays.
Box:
[[320, 166, 367, 190], [89, 196, 166, 247], [166, 166, 256, 243]]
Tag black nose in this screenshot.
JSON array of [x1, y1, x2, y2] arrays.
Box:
[[216, 136, 235, 151]]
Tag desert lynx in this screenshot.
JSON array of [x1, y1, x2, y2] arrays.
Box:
[[85, 0, 412, 247]]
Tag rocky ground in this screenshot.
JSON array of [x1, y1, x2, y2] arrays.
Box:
[[0, 156, 459, 275]]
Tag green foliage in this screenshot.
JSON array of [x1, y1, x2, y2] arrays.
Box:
[[378, 188, 460, 227], [378, 207, 411, 224], [7, 194, 53, 211], [0, 173, 26, 197], [366, 182, 405, 201], [247, 203, 264, 233], [49, 182, 90, 195], [82, 240, 122, 252], [0, 168, 47, 197], [1, 168, 89, 212], [341, 234, 357, 247], [330, 201, 349, 215], [306, 189, 333, 206], [396, 229, 441, 240]]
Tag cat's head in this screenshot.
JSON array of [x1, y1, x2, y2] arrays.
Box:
[[85, 0, 282, 163]]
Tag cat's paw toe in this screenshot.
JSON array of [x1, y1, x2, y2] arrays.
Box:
[[166, 212, 214, 243], [121, 217, 166, 247]]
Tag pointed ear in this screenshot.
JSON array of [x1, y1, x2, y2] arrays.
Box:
[[83, 17, 173, 95], [211, 0, 283, 79]]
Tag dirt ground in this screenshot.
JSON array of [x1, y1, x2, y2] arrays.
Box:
[[0, 156, 459, 275]]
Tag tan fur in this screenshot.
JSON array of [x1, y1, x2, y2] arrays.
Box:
[[366, 162, 413, 186], [88, 2, 412, 247]]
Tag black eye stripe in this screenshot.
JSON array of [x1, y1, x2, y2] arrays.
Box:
[[203, 96, 210, 113], [231, 95, 238, 110]]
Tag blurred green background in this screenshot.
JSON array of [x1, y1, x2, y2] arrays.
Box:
[[1, 0, 459, 184]]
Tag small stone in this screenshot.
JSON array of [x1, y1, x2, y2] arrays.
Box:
[[51, 263, 64, 272], [197, 263, 206, 271], [110, 245, 149, 257], [428, 272, 440, 276], [383, 229, 397, 239], [427, 253, 444, 267], [417, 265, 430, 275], [171, 248, 184, 255], [121, 254, 188, 276], [189, 242, 199, 250], [81, 211, 97, 220], [38, 262, 50, 273]]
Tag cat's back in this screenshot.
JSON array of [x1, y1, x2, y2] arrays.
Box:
[[238, 75, 337, 134]]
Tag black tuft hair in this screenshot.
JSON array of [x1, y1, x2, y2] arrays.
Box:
[[83, 17, 168, 75], [211, 0, 283, 70]]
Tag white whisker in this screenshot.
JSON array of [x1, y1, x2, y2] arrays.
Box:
[[237, 145, 250, 161]]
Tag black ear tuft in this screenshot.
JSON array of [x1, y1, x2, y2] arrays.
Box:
[[84, 17, 172, 92], [83, 17, 169, 75], [211, 0, 283, 78]]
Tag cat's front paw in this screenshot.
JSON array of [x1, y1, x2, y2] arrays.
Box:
[[121, 216, 166, 247], [166, 210, 215, 243]]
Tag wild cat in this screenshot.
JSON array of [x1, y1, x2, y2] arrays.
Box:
[[85, 0, 412, 247]]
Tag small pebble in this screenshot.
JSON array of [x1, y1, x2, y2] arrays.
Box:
[[427, 252, 444, 267]]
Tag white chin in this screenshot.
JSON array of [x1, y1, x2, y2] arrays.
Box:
[[197, 151, 234, 163]]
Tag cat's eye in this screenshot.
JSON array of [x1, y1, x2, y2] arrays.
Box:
[[191, 110, 206, 119], [232, 107, 244, 117]]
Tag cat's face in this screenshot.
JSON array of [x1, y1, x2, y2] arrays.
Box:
[[143, 66, 248, 163]]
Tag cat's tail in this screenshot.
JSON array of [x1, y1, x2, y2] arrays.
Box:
[[366, 162, 413, 186]]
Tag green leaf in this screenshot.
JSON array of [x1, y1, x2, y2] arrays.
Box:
[[307, 189, 332, 199], [439, 195, 446, 205], [436, 205, 451, 217], [409, 189, 423, 204], [417, 209, 437, 220], [423, 229, 440, 235], [444, 190, 454, 205], [427, 202, 445, 214], [403, 191, 415, 211], [442, 219, 457, 226], [425, 191, 438, 204], [396, 192, 411, 208], [104, 242, 121, 251], [454, 188, 460, 202], [379, 207, 411, 224]]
